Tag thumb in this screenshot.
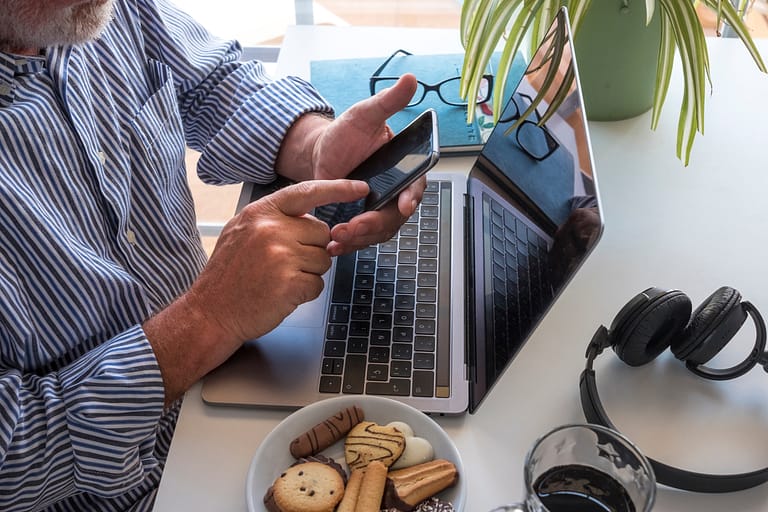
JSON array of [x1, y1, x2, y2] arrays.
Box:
[[271, 180, 369, 217], [354, 73, 419, 124]]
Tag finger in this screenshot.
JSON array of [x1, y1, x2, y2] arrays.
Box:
[[271, 180, 369, 217], [298, 244, 333, 276], [396, 176, 427, 217], [348, 73, 419, 126]]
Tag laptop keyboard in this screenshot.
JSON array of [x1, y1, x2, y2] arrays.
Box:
[[319, 181, 451, 398], [483, 193, 553, 374]]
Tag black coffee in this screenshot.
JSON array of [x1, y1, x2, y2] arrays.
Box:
[[533, 464, 636, 512]]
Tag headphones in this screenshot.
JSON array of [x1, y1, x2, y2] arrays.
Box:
[[579, 286, 768, 493]]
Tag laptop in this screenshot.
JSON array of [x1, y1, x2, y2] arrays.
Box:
[[201, 7, 603, 414]]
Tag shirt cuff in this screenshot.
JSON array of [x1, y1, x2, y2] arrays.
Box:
[[195, 75, 333, 185], [59, 325, 165, 496]]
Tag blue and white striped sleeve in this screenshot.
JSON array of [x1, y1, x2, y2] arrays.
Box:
[[139, 0, 334, 186], [0, 327, 165, 510]]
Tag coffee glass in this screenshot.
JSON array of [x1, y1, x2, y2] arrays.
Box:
[[490, 423, 656, 512]]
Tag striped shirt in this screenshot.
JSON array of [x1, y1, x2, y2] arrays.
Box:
[[0, 0, 331, 510]]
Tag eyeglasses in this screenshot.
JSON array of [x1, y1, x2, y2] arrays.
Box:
[[369, 49, 493, 107], [498, 93, 560, 161]]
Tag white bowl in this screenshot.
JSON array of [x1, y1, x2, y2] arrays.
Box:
[[245, 395, 466, 511]]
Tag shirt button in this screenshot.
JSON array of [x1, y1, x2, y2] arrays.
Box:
[[126, 229, 137, 245], [97, 151, 107, 165], [0, 83, 11, 96]]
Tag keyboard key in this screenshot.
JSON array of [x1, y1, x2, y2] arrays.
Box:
[[367, 364, 388, 381], [331, 252, 355, 303], [376, 268, 396, 282], [366, 379, 410, 396], [414, 352, 435, 369], [395, 295, 415, 309], [414, 335, 436, 352], [328, 304, 350, 323], [373, 298, 393, 313], [416, 303, 436, 318], [342, 355, 366, 394], [319, 375, 342, 393], [321, 357, 344, 375], [358, 247, 377, 260], [350, 305, 371, 321], [398, 250, 418, 264], [326, 324, 348, 340], [369, 346, 390, 363], [392, 343, 413, 360], [417, 288, 437, 302], [370, 330, 391, 346], [348, 338, 368, 353], [412, 370, 435, 397], [390, 360, 412, 377]]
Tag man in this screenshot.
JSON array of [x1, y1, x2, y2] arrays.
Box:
[[0, 0, 422, 510]]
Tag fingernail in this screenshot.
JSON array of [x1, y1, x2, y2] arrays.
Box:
[[411, 199, 418, 212]]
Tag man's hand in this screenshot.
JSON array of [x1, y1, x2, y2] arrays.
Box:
[[277, 74, 427, 256], [144, 179, 369, 405], [313, 74, 427, 255]]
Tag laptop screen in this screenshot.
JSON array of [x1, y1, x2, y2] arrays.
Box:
[[467, 7, 603, 412]]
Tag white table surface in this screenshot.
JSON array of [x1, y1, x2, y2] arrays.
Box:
[[154, 26, 768, 511]]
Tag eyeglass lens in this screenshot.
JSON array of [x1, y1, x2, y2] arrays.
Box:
[[500, 94, 558, 160]]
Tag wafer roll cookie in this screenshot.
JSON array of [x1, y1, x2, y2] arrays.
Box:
[[355, 460, 388, 512], [384, 458, 459, 509], [289, 405, 365, 458], [336, 468, 364, 512]]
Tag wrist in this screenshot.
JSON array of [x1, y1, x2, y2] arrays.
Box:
[[143, 292, 237, 405], [275, 111, 333, 181]]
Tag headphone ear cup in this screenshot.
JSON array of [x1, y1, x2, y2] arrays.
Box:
[[611, 288, 692, 366], [671, 286, 746, 365]]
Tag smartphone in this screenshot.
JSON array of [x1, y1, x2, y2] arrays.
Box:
[[314, 108, 440, 227]]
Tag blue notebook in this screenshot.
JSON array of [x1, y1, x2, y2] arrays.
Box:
[[310, 51, 527, 155]]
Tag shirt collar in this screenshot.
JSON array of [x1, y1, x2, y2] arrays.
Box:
[[0, 51, 47, 107]]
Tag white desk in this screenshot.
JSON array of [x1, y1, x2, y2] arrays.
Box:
[[154, 26, 768, 511]]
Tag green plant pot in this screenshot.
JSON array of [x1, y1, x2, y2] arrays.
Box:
[[573, 0, 662, 121]]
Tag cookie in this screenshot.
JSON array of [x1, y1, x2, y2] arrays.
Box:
[[293, 454, 348, 485], [355, 460, 388, 512], [387, 421, 435, 470], [336, 468, 364, 512], [270, 461, 345, 512], [382, 459, 459, 511], [345, 421, 406, 471], [289, 405, 365, 458]]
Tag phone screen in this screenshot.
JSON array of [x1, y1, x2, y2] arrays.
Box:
[[315, 108, 439, 227]]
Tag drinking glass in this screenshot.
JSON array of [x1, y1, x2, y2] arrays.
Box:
[[490, 423, 656, 512]]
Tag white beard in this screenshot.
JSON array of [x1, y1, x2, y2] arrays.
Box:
[[0, 0, 116, 52]]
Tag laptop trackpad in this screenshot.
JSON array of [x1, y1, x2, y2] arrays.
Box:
[[201, 326, 324, 408]]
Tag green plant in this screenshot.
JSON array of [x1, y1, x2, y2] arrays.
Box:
[[459, 0, 767, 165]]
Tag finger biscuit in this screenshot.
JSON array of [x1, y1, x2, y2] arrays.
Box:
[[355, 460, 388, 512], [289, 405, 365, 458], [336, 467, 364, 512]]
